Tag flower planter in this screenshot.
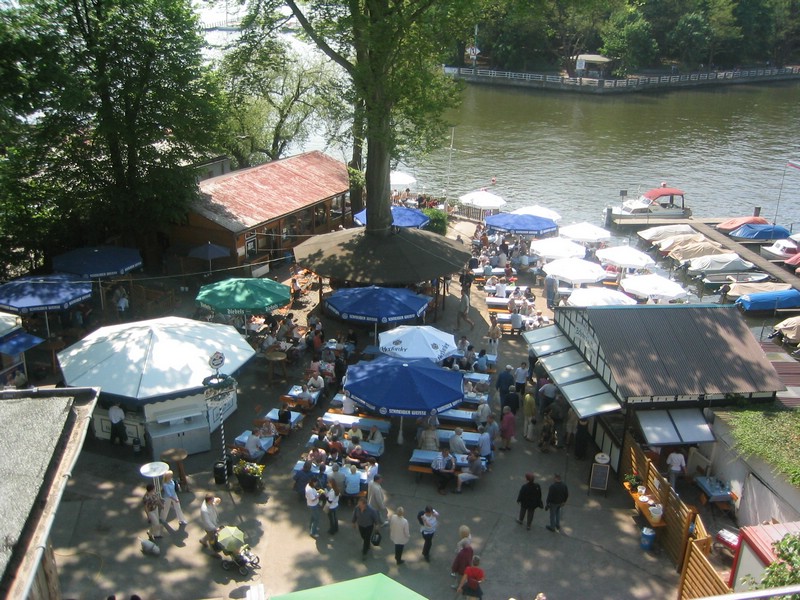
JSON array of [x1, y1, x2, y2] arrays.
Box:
[[236, 472, 261, 492]]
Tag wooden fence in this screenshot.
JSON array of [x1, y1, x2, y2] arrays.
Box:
[[677, 539, 732, 599]]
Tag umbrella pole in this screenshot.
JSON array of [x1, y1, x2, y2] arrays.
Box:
[[397, 416, 404, 445], [374, 322, 378, 345], [45, 312, 51, 338]]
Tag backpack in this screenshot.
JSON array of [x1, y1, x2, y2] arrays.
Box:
[[417, 510, 425, 526]]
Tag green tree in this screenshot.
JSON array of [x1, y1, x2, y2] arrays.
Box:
[[706, 0, 742, 68], [600, 7, 659, 76], [276, 0, 475, 235], [2, 0, 221, 264], [668, 12, 710, 69], [743, 533, 800, 597]]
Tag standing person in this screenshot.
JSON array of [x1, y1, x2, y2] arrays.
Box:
[[666, 448, 687, 488], [199, 494, 220, 549], [305, 477, 322, 538], [389, 507, 410, 565], [499, 405, 516, 451], [325, 478, 340, 534], [486, 320, 502, 355], [352, 497, 380, 560], [160, 471, 187, 526], [459, 269, 474, 296], [574, 417, 590, 459], [516, 473, 543, 530], [142, 483, 163, 540], [367, 474, 388, 525], [514, 362, 528, 394], [456, 555, 485, 599], [108, 402, 127, 446], [495, 365, 514, 408], [476, 426, 493, 470], [545, 474, 569, 532], [419, 505, 440, 562], [565, 407, 579, 448], [450, 525, 474, 585], [505, 385, 520, 415], [456, 290, 475, 331], [550, 394, 569, 448], [522, 390, 537, 441]]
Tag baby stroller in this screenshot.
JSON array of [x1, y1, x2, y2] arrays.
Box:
[[214, 526, 261, 575]]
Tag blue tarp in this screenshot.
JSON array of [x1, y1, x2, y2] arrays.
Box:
[[0, 274, 93, 314], [53, 246, 142, 278], [325, 286, 430, 323], [353, 206, 430, 228], [728, 224, 791, 240], [736, 289, 800, 312], [343, 355, 464, 416], [0, 330, 44, 355], [485, 212, 559, 236]]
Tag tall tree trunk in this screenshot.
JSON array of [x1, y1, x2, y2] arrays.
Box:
[[349, 100, 365, 214], [364, 105, 392, 236]]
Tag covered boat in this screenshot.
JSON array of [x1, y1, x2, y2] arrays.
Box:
[[668, 241, 726, 263], [655, 233, 708, 254], [728, 223, 791, 240], [761, 237, 800, 261], [772, 316, 800, 343], [735, 289, 800, 312], [610, 187, 691, 221], [726, 282, 791, 300], [686, 253, 754, 276], [638, 224, 696, 243], [715, 216, 769, 232]]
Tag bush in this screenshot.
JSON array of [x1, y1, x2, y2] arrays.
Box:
[[422, 208, 448, 235]]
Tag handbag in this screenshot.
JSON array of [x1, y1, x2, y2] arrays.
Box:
[[370, 530, 382, 546]]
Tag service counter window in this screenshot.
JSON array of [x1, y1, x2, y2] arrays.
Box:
[[314, 205, 328, 228], [331, 194, 345, 219]]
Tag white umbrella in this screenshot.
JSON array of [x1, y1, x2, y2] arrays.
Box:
[[390, 170, 416, 187], [542, 258, 607, 285], [512, 205, 562, 222], [57, 316, 256, 401], [567, 288, 637, 307], [378, 325, 457, 362], [458, 190, 505, 209], [559, 222, 612, 243], [620, 274, 689, 302], [529, 237, 586, 260], [596, 246, 656, 270]]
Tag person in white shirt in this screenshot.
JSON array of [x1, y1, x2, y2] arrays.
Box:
[[341, 392, 356, 415], [389, 507, 410, 564], [666, 449, 686, 488], [199, 495, 221, 549], [244, 430, 265, 461], [366, 425, 385, 455], [108, 402, 127, 445], [307, 373, 325, 391], [305, 478, 322, 538]]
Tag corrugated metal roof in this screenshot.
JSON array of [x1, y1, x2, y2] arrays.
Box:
[[584, 305, 784, 398], [196, 151, 349, 233]]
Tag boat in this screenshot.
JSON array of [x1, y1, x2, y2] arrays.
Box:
[[668, 241, 726, 263], [701, 272, 770, 289], [735, 289, 800, 313], [728, 223, 791, 241], [761, 237, 800, 261], [655, 233, 707, 255], [685, 253, 755, 277], [608, 187, 692, 222], [638, 223, 696, 243], [726, 282, 791, 300], [715, 216, 769, 232]]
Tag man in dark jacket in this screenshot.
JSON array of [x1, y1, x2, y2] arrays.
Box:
[[495, 365, 514, 408], [352, 497, 381, 559], [516, 473, 543, 530], [545, 473, 569, 532]]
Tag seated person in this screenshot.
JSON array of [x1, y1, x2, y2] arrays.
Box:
[[365, 425, 385, 455], [449, 428, 469, 455], [277, 403, 292, 424], [524, 287, 536, 301], [312, 417, 329, 437], [307, 372, 325, 392], [494, 278, 507, 298], [320, 345, 336, 363], [464, 379, 474, 394], [510, 311, 524, 332], [456, 335, 470, 354], [307, 446, 327, 466], [485, 275, 498, 288], [474, 349, 489, 373], [364, 457, 380, 483], [473, 400, 491, 427], [257, 418, 277, 438], [473, 379, 490, 394], [346, 424, 364, 441], [242, 429, 265, 461], [508, 296, 519, 313], [418, 424, 439, 451], [327, 446, 343, 465], [328, 434, 345, 455], [455, 451, 483, 493], [296, 384, 315, 406], [432, 448, 456, 494], [343, 465, 363, 498], [504, 263, 514, 279], [308, 355, 321, 374], [345, 328, 358, 356], [313, 431, 331, 451], [328, 421, 344, 439], [345, 444, 368, 467], [461, 345, 476, 370], [259, 331, 278, 352]]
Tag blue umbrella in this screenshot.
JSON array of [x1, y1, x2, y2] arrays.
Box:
[[353, 206, 430, 228], [188, 241, 232, 272], [52, 246, 143, 278], [0, 274, 93, 336], [344, 355, 464, 417], [484, 212, 558, 236]]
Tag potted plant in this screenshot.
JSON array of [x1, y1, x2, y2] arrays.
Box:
[[233, 460, 264, 492], [623, 472, 642, 491]]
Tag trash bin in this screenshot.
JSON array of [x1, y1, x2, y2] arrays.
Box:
[[641, 527, 656, 550], [132, 437, 142, 454], [284, 251, 293, 265], [213, 461, 227, 485]]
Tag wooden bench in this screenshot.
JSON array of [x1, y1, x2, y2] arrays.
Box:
[[409, 464, 434, 477], [266, 435, 282, 457]]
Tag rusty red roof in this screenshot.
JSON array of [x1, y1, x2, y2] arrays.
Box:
[[196, 151, 349, 232]]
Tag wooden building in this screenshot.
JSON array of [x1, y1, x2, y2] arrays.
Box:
[[172, 151, 351, 277]]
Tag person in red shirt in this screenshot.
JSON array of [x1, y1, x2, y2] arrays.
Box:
[[457, 555, 485, 598]]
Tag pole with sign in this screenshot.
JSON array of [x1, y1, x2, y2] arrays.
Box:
[[203, 352, 236, 486]]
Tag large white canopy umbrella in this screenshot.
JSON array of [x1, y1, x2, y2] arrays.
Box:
[[620, 274, 689, 302], [512, 205, 562, 222], [559, 222, 612, 243], [458, 190, 505, 209], [529, 237, 586, 260], [542, 258, 607, 285], [566, 288, 637, 307], [390, 170, 416, 187], [378, 325, 457, 363], [596, 246, 656, 270], [58, 316, 256, 402]]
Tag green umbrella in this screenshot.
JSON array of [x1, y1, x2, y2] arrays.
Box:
[[216, 525, 246, 553], [272, 574, 428, 599], [196, 278, 291, 315]]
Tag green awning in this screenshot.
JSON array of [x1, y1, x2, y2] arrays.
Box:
[[272, 574, 428, 600]]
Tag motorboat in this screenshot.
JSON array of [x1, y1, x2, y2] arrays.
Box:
[[701, 272, 770, 289], [728, 223, 791, 241], [726, 282, 791, 300], [609, 187, 691, 222], [638, 223, 696, 243], [715, 216, 769, 232], [761, 237, 800, 261], [685, 253, 754, 277], [735, 289, 800, 313], [668, 241, 726, 263], [655, 233, 707, 255]]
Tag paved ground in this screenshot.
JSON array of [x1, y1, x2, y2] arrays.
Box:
[[50, 221, 681, 599]]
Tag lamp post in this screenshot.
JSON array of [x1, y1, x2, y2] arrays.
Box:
[[203, 352, 236, 487]]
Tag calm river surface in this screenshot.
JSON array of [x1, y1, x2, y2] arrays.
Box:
[[406, 82, 800, 229]]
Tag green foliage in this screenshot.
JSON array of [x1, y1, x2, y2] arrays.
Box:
[[742, 533, 800, 595], [726, 407, 800, 486], [601, 7, 659, 76], [421, 208, 448, 235], [668, 12, 710, 68]]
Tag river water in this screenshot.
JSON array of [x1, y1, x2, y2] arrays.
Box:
[[406, 82, 800, 229]]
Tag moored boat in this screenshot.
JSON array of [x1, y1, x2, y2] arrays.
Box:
[[701, 272, 770, 288], [685, 253, 755, 277], [728, 223, 791, 241], [608, 186, 691, 223], [761, 237, 800, 261]]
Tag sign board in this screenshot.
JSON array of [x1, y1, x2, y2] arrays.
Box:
[[576, 59, 586, 70], [467, 45, 480, 60], [588, 462, 610, 496]]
